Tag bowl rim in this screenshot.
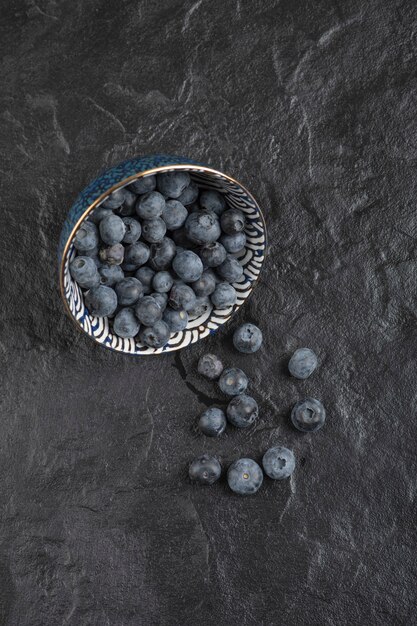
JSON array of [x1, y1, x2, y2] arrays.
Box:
[[59, 162, 267, 352]]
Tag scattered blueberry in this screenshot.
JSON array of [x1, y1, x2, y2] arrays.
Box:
[[70, 256, 100, 289], [172, 250, 203, 282], [141, 217, 167, 243], [211, 283, 237, 309], [148, 237, 176, 271], [233, 323, 263, 354], [227, 458, 263, 495], [99, 264, 124, 286], [220, 208, 245, 234], [136, 191, 165, 219], [219, 367, 248, 396], [198, 407, 226, 437], [102, 189, 125, 209], [288, 348, 318, 380], [122, 217, 141, 244], [177, 181, 199, 205], [85, 285, 118, 317], [198, 242, 227, 267], [113, 308, 140, 338], [124, 242, 150, 269], [185, 210, 221, 244], [220, 231, 246, 254], [162, 199, 188, 231], [197, 353, 224, 380], [99, 214, 126, 245], [135, 266, 155, 294], [128, 175, 156, 195], [157, 171, 191, 198], [153, 271, 174, 293], [163, 307, 188, 332], [168, 283, 197, 311], [262, 446, 295, 480], [139, 320, 170, 348], [189, 455, 221, 485], [226, 394, 258, 428], [199, 189, 226, 215], [217, 255, 243, 282], [73, 221, 99, 252], [291, 398, 326, 432], [99, 243, 125, 266], [115, 277, 144, 306], [191, 270, 216, 296], [135, 295, 162, 326]]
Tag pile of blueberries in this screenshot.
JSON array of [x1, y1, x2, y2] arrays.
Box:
[[189, 331, 326, 496], [69, 171, 248, 348]]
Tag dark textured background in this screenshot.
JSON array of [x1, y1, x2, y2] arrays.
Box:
[[1, 0, 416, 624]]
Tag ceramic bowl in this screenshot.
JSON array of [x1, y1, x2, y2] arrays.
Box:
[[58, 154, 266, 354]]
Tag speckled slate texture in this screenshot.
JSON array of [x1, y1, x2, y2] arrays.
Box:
[[0, 1, 416, 625]]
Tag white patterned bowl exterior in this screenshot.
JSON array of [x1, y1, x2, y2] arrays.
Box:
[[59, 156, 266, 354]]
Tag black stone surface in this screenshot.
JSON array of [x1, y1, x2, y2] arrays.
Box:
[[1, 1, 416, 624]]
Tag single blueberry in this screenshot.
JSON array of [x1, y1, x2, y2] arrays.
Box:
[[128, 174, 156, 195], [102, 188, 125, 209], [173, 250, 203, 282], [113, 308, 140, 339], [262, 446, 295, 480], [226, 394, 258, 428], [162, 199, 188, 230], [139, 320, 170, 348], [148, 237, 176, 271], [135, 295, 162, 326], [288, 348, 318, 380], [177, 181, 199, 205], [85, 285, 118, 317], [291, 398, 326, 433], [189, 455, 221, 485], [227, 458, 263, 495], [99, 214, 126, 245], [124, 242, 150, 269], [99, 264, 124, 287], [199, 190, 226, 215], [188, 296, 212, 319], [211, 283, 237, 309], [88, 206, 113, 225], [163, 307, 188, 332], [73, 221, 99, 252], [135, 191, 165, 219], [122, 217, 142, 244], [233, 323, 263, 354], [153, 271, 174, 293], [157, 171, 191, 198], [151, 292, 168, 311], [198, 407, 226, 437], [220, 232, 247, 254], [220, 208, 246, 234], [70, 256, 100, 289], [135, 267, 155, 294], [191, 270, 217, 296], [217, 255, 244, 282], [141, 217, 167, 243], [219, 367, 248, 396], [168, 283, 197, 311], [185, 210, 221, 244], [197, 354, 224, 380], [116, 189, 137, 217], [115, 277, 144, 306], [99, 243, 125, 266], [171, 227, 198, 249], [198, 242, 227, 268]]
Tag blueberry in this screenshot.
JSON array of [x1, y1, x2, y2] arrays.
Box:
[[173, 250, 203, 282], [220, 232, 247, 254], [171, 227, 198, 249], [124, 242, 150, 269], [122, 217, 141, 244], [226, 394, 258, 428], [163, 307, 188, 332], [136, 191, 165, 219], [168, 283, 196, 311], [162, 199, 188, 230], [153, 271, 174, 293], [233, 323, 263, 354], [188, 296, 212, 319], [199, 190, 226, 215], [135, 295, 162, 326], [219, 367, 248, 396], [189, 455, 221, 485], [177, 181, 199, 205], [227, 458, 263, 495], [288, 348, 318, 380], [99, 264, 124, 286], [135, 267, 155, 294], [291, 398, 326, 432], [198, 242, 227, 268], [211, 283, 237, 309], [140, 320, 170, 348], [157, 171, 191, 198], [262, 446, 295, 480], [151, 292, 168, 311], [70, 256, 100, 289], [99, 243, 125, 266], [115, 277, 144, 306], [185, 210, 221, 244], [99, 214, 126, 245], [197, 354, 224, 380], [148, 237, 176, 271], [220, 208, 245, 234], [88, 206, 113, 224], [191, 270, 216, 296], [85, 285, 118, 317], [128, 174, 156, 194], [113, 308, 140, 339], [73, 221, 99, 253], [198, 407, 226, 437], [217, 255, 244, 282], [117, 189, 137, 217], [102, 188, 125, 209], [141, 217, 167, 243]]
